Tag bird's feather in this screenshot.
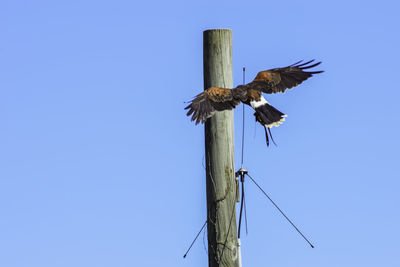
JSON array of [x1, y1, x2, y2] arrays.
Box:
[[185, 87, 240, 125], [236, 60, 323, 94]]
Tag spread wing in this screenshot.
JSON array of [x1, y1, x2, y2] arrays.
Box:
[[185, 87, 240, 124], [236, 60, 323, 94]]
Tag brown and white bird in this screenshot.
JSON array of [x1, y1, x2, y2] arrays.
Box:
[[185, 60, 323, 145]]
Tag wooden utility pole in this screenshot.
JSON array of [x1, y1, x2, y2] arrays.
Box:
[[204, 29, 239, 267]]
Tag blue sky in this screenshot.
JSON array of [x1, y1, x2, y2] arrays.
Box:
[[1, 0, 400, 266]]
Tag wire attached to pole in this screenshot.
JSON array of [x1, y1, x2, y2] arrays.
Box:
[[236, 167, 248, 238], [241, 67, 246, 168], [183, 220, 207, 258], [238, 175, 245, 238], [219, 197, 238, 262], [243, 184, 248, 236], [246, 173, 315, 248]]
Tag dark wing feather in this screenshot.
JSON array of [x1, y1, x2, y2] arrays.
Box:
[[236, 60, 323, 94], [185, 87, 240, 125]]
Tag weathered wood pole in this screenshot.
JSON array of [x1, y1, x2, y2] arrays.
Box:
[[204, 29, 239, 267]]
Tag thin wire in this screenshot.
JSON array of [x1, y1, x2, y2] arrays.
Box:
[[238, 176, 245, 238], [183, 220, 207, 258], [246, 173, 315, 248], [203, 223, 208, 256], [219, 198, 237, 262], [241, 67, 246, 168], [243, 184, 248, 236]]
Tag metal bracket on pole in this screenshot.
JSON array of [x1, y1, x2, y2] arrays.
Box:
[[236, 167, 248, 181], [235, 168, 247, 202]]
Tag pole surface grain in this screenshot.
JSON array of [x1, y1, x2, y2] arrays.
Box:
[[204, 29, 239, 267]]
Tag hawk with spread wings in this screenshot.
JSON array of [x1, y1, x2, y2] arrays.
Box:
[[185, 60, 323, 146]]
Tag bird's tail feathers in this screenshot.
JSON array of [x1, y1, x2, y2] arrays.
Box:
[[253, 103, 286, 147], [253, 103, 287, 128]]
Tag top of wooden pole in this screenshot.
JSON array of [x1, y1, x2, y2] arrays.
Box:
[[203, 29, 233, 90], [204, 28, 232, 32]]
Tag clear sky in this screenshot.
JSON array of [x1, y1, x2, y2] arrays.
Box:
[[1, 0, 400, 266]]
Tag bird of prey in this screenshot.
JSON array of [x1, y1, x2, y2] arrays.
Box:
[[185, 60, 323, 146]]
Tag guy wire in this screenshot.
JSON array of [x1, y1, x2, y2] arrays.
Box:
[[183, 220, 207, 258], [246, 173, 315, 248]]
